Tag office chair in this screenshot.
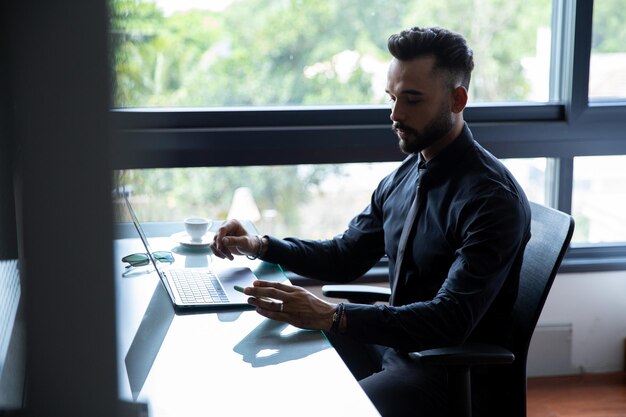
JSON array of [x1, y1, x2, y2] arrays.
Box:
[[322, 202, 575, 417]]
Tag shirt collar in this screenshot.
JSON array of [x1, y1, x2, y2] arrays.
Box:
[[421, 123, 474, 177]]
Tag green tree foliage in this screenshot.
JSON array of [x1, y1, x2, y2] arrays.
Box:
[[111, 0, 553, 107], [592, 0, 626, 53], [402, 0, 552, 102], [110, 0, 165, 106], [110, 0, 555, 231], [111, 1, 224, 106], [117, 165, 342, 234]]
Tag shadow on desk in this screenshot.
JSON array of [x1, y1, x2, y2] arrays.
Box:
[[233, 319, 330, 368], [124, 279, 330, 402], [123, 282, 248, 400]]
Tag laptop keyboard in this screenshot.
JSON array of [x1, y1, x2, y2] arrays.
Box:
[[169, 268, 230, 304]]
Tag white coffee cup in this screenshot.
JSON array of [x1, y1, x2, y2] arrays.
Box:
[[184, 217, 211, 242]]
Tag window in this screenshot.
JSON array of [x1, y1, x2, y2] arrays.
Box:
[[589, 0, 626, 101], [572, 156, 626, 244], [110, 0, 553, 107], [117, 162, 400, 238], [501, 158, 548, 206], [111, 1, 626, 271], [118, 158, 547, 240]]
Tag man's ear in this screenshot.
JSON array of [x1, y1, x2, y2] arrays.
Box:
[[451, 86, 468, 113]]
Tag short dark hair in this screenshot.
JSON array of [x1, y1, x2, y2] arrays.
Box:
[[387, 26, 474, 89]]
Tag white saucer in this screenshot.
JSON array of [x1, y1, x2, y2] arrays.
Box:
[[170, 231, 215, 247]]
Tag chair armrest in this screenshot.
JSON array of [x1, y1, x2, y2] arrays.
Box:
[[409, 342, 515, 367], [321, 285, 391, 304]]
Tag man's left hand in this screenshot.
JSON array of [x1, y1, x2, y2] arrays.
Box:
[[243, 280, 337, 332]]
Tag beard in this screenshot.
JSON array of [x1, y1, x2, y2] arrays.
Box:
[[393, 102, 455, 155]]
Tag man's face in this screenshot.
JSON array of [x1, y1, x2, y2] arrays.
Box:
[[385, 56, 455, 155]]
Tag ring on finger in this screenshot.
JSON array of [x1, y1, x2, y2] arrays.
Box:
[[280, 303, 284, 313]]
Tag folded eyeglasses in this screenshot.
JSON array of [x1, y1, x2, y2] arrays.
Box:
[[121, 251, 174, 276]]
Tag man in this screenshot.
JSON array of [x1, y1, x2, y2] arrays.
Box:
[[212, 26, 530, 416]]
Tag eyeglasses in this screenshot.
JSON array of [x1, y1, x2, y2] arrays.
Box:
[[122, 251, 175, 268]]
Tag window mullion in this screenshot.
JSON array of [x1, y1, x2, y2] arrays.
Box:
[[549, 0, 566, 102], [561, 0, 594, 121], [546, 157, 573, 214]]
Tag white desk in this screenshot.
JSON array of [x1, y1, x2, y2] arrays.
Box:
[[115, 232, 380, 417]]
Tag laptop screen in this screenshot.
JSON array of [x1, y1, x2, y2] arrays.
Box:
[[123, 195, 165, 277]]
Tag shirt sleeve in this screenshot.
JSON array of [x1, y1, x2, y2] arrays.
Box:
[[342, 189, 531, 352], [261, 186, 388, 282]]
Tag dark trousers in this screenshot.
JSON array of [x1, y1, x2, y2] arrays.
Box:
[[325, 332, 449, 417]]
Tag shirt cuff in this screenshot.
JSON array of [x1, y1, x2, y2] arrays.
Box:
[[261, 235, 292, 264], [342, 303, 386, 339]]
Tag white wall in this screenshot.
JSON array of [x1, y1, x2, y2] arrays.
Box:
[[537, 270, 626, 373]]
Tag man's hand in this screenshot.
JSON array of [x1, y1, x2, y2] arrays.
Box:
[[211, 219, 258, 260], [242, 280, 337, 332]]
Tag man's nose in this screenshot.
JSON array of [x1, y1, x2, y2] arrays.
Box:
[[390, 101, 403, 122]]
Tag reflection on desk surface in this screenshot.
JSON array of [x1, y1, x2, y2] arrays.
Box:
[[125, 283, 175, 400], [123, 280, 249, 400], [124, 278, 329, 400], [116, 235, 381, 416], [233, 319, 330, 368]]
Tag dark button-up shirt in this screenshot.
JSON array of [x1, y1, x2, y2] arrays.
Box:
[[263, 124, 531, 352]]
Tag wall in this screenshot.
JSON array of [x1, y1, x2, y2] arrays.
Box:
[[536, 270, 626, 374]]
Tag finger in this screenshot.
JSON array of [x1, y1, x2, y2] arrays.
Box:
[[210, 239, 234, 260], [248, 296, 283, 311], [209, 244, 232, 260], [213, 220, 243, 251], [246, 285, 290, 302], [215, 219, 239, 236], [252, 280, 297, 293], [212, 234, 229, 257], [245, 286, 281, 301], [213, 226, 230, 250], [254, 306, 289, 323], [210, 243, 225, 259], [224, 235, 257, 255]]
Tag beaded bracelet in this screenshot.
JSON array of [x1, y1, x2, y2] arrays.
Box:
[[246, 235, 263, 260], [331, 303, 344, 333]]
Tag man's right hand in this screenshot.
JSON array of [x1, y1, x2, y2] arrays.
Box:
[[211, 219, 259, 260]]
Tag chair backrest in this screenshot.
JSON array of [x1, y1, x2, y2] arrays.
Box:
[[507, 202, 575, 414]]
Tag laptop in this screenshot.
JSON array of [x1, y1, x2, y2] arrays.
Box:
[[124, 195, 257, 311], [124, 281, 175, 400]]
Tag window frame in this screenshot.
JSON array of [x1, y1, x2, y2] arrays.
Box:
[[110, 0, 626, 273]]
